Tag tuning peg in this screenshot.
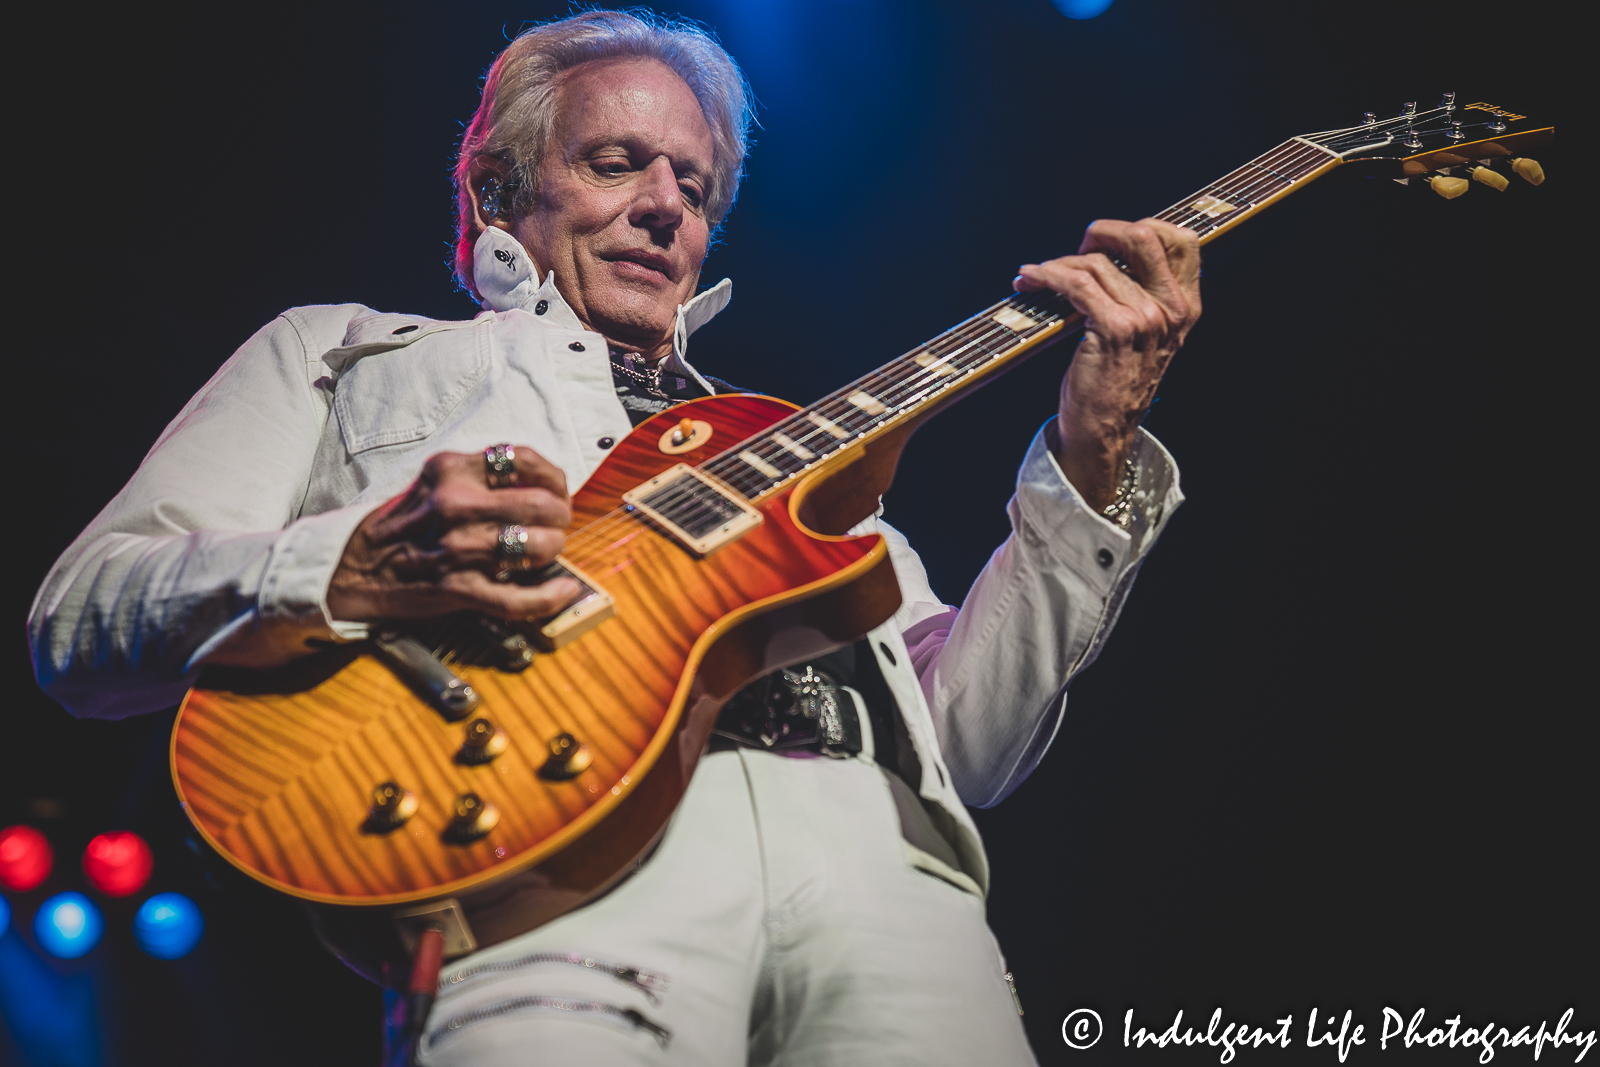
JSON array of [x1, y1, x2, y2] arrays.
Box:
[[1446, 119, 1465, 141], [1509, 157, 1545, 185], [1429, 175, 1469, 199], [1363, 111, 1377, 125], [1467, 165, 1509, 192], [1401, 101, 1418, 117], [1440, 91, 1457, 109]]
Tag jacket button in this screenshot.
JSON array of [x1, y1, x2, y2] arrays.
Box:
[[391, 324, 419, 335], [569, 342, 585, 352], [878, 642, 897, 667], [597, 437, 615, 450], [535, 300, 548, 315], [1096, 548, 1114, 568]]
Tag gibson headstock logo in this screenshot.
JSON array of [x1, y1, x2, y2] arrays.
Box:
[[1464, 102, 1526, 121]]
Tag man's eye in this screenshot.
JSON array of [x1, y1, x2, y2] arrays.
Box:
[[594, 161, 631, 176], [679, 184, 704, 208]]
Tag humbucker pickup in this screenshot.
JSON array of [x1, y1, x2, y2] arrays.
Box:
[[621, 463, 764, 556]]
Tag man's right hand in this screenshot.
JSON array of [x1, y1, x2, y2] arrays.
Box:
[[326, 446, 580, 623]]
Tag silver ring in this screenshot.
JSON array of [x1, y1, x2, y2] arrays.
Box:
[[485, 444, 517, 489], [495, 524, 530, 581]]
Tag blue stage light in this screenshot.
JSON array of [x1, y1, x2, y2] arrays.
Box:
[[133, 893, 204, 959], [1050, 0, 1115, 18], [34, 892, 104, 958], [1, 894, 9, 938]]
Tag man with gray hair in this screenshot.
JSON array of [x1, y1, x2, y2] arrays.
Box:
[[30, 9, 1199, 1065]]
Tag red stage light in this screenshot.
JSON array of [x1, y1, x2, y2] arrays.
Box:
[[82, 831, 154, 897], [0, 824, 54, 891]]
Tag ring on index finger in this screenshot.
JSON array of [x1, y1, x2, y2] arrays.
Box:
[[495, 524, 531, 581], [485, 444, 518, 488]]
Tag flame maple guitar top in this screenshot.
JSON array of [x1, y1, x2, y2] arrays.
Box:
[[171, 394, 902, 907]]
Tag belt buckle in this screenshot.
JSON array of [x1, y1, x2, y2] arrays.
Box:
[[714, 665, 857, 757]]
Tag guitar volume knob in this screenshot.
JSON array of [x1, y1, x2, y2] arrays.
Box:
[[446, 792, 499, 842], [458, 718, 508, 764], [540, 732, 593, 780], [366, 781, 418, 831]]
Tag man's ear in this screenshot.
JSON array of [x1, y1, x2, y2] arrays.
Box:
[[466, 156, 515, 234]]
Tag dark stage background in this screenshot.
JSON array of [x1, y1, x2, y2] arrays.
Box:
[[2, 2, 1586, 1064]]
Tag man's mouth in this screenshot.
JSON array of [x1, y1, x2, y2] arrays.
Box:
[[606, 250, 674, 280]]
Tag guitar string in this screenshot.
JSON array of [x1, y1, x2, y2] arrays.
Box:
[[554, 138, 1346, 562], [553, 140, 1331, 563]]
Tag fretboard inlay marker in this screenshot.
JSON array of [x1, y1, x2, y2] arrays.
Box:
[[738, 450, 782, 479], [771, 432, 816, 460], [846, 391, 888, 416]]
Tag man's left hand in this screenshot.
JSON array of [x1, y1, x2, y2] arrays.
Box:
[[1014, 218, 1201, 512]]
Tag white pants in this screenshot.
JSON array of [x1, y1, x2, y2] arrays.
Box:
[[417, 748, 1036, 1066]]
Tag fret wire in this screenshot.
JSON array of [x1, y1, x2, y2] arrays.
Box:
[[694, 140, 1336, 501]]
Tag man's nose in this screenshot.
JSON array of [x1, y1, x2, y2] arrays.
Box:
[[630, 157, 684, 234]]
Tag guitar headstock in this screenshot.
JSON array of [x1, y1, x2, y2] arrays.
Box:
[[1302, 93, 1553, 198]]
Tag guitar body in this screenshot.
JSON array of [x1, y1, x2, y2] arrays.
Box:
[[171, 393, 905, 982]]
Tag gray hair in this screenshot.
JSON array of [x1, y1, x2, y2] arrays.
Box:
[[452, 9, 755, 296]]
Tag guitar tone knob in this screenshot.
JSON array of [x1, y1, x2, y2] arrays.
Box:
[[446, 792, 499, 841], [458, 718, 508, 764], [367, 781, 418, 831], [540, 732, 593, 780]]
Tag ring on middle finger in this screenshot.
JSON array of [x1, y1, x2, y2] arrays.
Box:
[[495, 524, 531, 580], [485, 444, 518, 489]]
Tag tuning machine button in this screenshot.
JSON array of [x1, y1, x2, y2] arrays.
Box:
[[458, 718, 508, 764], [1468, 165, 1509, 192], [366, 781, 418, 832], [1510, 158, 1545, 185], [446, 792, 499, 842], [540, 732, 593, 780], [1429, 175, 1469, 199]]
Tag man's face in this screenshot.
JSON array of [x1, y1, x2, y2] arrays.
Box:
[[512, 57, 715, 355]]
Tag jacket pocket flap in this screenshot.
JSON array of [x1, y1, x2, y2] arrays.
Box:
[[333, 326, 490, 453]]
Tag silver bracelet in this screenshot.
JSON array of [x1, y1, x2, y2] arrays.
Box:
[[1100, 450, 1140, 530]]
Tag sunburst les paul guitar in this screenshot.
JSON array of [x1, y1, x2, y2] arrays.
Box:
[[171, 95, 1552, 981]]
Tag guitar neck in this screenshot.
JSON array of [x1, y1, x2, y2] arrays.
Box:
[[697, 138, 1345, 503]]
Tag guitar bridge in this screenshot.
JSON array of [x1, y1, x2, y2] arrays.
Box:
[[621, 463, 763, 556]]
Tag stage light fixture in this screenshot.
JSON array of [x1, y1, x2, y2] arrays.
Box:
[[134, 893, 204, 959], [0, 825, 54, 892], [82, 831, 154, 897], [1050, 0, 1115, 18], [34, 892, 105, 958]]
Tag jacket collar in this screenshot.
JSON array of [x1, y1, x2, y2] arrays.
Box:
[[472, 227, 729, 393]]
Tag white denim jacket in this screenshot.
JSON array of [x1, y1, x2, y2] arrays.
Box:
[[29, 228, 1183, 894]]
